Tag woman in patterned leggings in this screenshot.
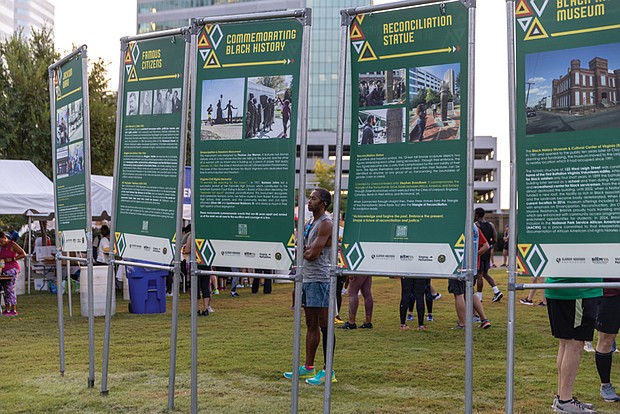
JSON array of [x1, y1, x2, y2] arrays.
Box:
[[0, 231, 26, 316]]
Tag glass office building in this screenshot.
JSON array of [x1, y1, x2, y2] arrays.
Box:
[[0, 0, 54, 38], [137, 0, 364, 133], [137, 0, 367, 187]]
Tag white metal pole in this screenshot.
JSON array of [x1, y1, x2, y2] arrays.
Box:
[[101, 40, 127, 396], [464, 2, 476, 413], [168, 29, 192, 411], [48, 67, 65, 377], [505, 1, 518, 412]]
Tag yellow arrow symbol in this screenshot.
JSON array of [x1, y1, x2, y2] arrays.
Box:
[[380, 46, 452, 60], [138, 74, 180, 81], [551, 23, 620, 38], [222, 59, 287, 68]]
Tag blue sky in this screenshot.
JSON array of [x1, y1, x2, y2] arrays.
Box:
[[525, 42, 620, 106], [200, 78, 245, 120], [420, 63, 460, 81]]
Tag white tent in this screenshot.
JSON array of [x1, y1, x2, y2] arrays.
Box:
[[0, 160, 54, 215], [0, 160, 113, 220], [91, 175, 112, 220]]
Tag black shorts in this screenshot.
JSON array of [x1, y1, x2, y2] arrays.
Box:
[[478, 257, 490, 274], [197, 274, 211, 299], [448, 279, 466, 295], [596, 295, 620, 334], [547, 297, 596, 341]]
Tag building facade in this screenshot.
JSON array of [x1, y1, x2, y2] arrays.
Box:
[[136, 1, 501, 206], [0, 0, 54, 38], [137, 0, 366, 188], [408, 66, 443, 98], [474, 135, 500, 213], [552, 57, 620, 109]]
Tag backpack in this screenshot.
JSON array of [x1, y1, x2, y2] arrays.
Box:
[[478, 221, 495, 246]]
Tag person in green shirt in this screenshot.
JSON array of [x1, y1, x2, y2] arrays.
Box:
[[546, 277, 602, 413]]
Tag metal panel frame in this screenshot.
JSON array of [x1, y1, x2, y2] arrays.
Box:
[[504, 2, 620, 412], [334, 1, 476, 413], [47, 45, 95, 385], [188, 9, 311, 414], [100, 28, 191, 405]]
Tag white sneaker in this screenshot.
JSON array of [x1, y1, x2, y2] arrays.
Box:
[[207, 306, 215, 313], [553, 398, 596, 413], [583, 342, 595, 353]]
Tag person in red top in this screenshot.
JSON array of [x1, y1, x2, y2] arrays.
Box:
[[0, 231, 26, 316]]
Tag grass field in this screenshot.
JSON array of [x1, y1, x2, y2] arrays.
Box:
[[0, 266, 617, 413]]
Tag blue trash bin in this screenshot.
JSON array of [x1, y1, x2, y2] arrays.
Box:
[[126, 262, 168, 314]]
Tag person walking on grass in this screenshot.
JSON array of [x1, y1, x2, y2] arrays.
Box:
[[546, 276, 601, 413], [400, 278, 429, 330], [0, 231, 26, 316], [519, 276, 547, 307], [448, 224, 492, 330], [594, 279, 620, 403], [407, 280, 437, 323], [339, 275, 374, 330], [474, 208, 503, 303], [284, 188, 336, 385]]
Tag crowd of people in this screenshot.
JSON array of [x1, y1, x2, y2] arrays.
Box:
[[358, 78, 406, 108], [4, 201, 619, 412], [245, 93, 290, 138]]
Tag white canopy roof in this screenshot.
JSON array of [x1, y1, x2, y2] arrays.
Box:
[[91, 175, 112, 220], [0, 160, 54, 215], [0, 160, 113, 220]]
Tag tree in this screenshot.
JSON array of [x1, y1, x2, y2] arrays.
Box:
[[0, 27, 58, 178], [313, 158, 335, 190], [410, 88, 427, 110], [88, 58, 116, 175], [256, 75, 286, 91], [425, 88, 440, 105], [0, 29, 117, 178], [312, 158, 347, 214]]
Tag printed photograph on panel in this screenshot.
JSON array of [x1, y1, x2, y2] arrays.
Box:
[[525, 42, 620, 135], [408, 63, 461, 142], [68, 98, 83, 142], [68, 141, 84, 177], [200, 78, 245, 140], [358, 108, 407, 145], [246, 75, 294, 139], [153, 89, 173, 114], [140, 90, 153, 115], [358, 68, 407, 108], [56, 104, 69, 145], [170, 88, 182, 113], [56, 146, 69, 179], [126, 91, 139, 116]]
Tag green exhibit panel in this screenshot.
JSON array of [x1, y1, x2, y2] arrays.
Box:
[[51, 50, 90, 252], [515, 0, 620, 277], [115, 35, 187, 265], [192, 18, 304, 271], [343, 1, 470, 275]]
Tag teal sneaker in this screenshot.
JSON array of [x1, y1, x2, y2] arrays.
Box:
[[305, 369, 337, 385], [283, 365, 315, 380]]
